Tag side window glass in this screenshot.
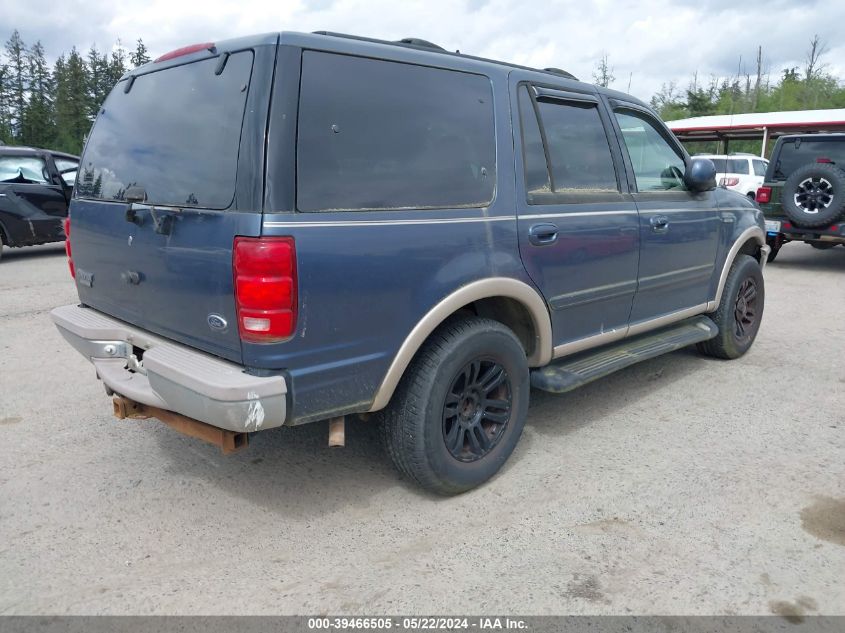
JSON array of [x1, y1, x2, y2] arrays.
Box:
[[54, 158, 79, 186], [615, 110, 687, 191], [536, 99, 618, 192], [753, 160, 767, 177], [297, 52, 496, 212], [0, 156, 49, 184], [729, 158, 750, 175], [517, 86, 550, 194]]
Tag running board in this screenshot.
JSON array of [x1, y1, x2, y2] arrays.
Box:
[[530, 316, 718, 394]]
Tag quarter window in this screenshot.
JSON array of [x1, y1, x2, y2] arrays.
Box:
[[752, 159, 767, 177], [297, 52, 496, 212], [517, 86, 551, 194], [615, 110, 687, 191]]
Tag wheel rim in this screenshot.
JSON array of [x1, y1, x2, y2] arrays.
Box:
[[733, 277, 759, 343], [794, 177, 834, 214], [442, 358, 512, 462]]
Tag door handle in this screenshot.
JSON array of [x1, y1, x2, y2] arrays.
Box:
[[650, 215, 669, 232], [528, 223, 558, 246]]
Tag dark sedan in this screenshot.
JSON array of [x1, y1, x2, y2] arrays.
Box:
[[0, 146, 78, 260]]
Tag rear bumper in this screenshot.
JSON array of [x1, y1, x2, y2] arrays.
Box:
[[50, 304, 287, 432]]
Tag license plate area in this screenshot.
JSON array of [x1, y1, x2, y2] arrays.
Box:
[[765, 220, 781, 234]]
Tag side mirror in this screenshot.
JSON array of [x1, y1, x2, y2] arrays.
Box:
[[684, 157, 717, 193]]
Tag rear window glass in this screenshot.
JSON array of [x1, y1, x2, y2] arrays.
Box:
[[708, 158, 749, 174], [297, 51, 496, 212], [0, 155, 48, 184], [773, 139, 845, 180], [76, 52, 253, 209]]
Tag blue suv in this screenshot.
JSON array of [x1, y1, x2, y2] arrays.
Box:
[[52, 32, 769, 494]]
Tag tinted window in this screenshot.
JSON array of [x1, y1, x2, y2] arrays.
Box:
[[773, 139, 845, 180], [615, 110, 686, 191], [0, 155, 48, 184], [729, 158, 750, 174], [536, 99, 617, 192], [78, 52, 253, 209], [752, 159, 767, 177], [517, 86, 550, 194], [297, 52, 495, 212], [709, 158, 727, 173]]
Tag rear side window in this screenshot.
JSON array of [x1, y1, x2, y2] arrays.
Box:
[[77, 52, 254, 209], [535, 99, 618, 192], [709, 158, 727, 173], [297, 52, 496, 212], [0, 155, 48, 184], [752, 160, 767, 177], [773, 139, 845, 180], [729, 158, 750, 174]]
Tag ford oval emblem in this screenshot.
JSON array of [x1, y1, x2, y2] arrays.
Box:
[[207, 314, 228, 331]]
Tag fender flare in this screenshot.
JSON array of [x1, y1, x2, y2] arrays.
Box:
[[707, 225, 765, 312], [368, 277, 553, 412]]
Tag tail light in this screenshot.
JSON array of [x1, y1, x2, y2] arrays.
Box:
[[720, 177, 740, 187], [756, 186, 772, 204], [233, 237, 297, 342], [63, 217, 75, 278]]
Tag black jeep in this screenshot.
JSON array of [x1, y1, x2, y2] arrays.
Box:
[[757, 133, 845, 261]]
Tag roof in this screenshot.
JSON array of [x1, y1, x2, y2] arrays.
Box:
[[0, 145, 79, 159], [666, 109, 845, 141]]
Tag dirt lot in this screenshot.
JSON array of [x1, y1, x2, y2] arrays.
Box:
[[0, 241, 843, 616]]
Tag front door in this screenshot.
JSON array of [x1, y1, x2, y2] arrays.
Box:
[[610, 104, 721, 325], [511, 79, 639, 351]]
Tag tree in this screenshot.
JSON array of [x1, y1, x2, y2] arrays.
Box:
[[0, 62, 12, 143], [592, 52, 614, 88], [130, 39, 151, 68], [53, 48, 90, 154], [87, 46, 111, 117], [4, 29, 28, 141], [107, 40, 128, 87], [20, 41, 55, 147]]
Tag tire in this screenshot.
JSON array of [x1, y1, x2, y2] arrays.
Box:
[[781, 162, 845, 228], [697, 254, 764, 360], [381, 316, 530, 495], [0, 230, 4, 262]]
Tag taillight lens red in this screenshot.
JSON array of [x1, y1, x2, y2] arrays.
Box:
[[233, 237, 297, 342], [756, 186, 772, 204], [720, 177, 740, 187], [63, 217, 75, 278]]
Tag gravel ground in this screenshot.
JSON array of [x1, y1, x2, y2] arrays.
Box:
[[0, 241, 843, 616]]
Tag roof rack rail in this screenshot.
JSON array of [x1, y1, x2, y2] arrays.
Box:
[[311, 31, 582, 84], [396, 38, 445, 51], [313, 31, 445, 52], [543, 67, 578, 80]]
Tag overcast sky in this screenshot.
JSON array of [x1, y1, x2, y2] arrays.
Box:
[[3, 0, 844, 102]]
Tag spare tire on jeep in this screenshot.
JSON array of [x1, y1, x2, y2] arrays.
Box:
[[781, 162, 845, 228]]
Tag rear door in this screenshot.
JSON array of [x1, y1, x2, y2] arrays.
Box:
[[70, 45, 272, 363], [0, 152, 67, 244], [511, 78, 639, 350], [609, 103, 721, 324]]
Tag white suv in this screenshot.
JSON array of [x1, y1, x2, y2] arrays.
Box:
[[696, 153, 768, 199]]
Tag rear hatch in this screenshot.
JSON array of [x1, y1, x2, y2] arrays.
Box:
[[70, 47, 263, 363]]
